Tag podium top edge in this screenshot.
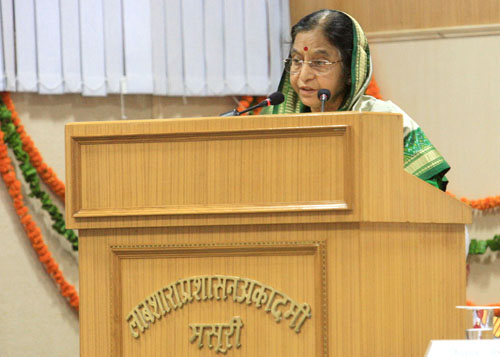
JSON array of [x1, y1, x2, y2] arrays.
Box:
[[65, 111, 404, 128]]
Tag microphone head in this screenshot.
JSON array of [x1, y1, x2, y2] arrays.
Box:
[[268, 92, 285, 106], [317, 89, 331, 101]]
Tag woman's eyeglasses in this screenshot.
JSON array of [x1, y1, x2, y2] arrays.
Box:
[[283, 58, 341, 75]]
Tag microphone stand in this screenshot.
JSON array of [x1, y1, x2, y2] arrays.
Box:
[[219, 109, 240, 117], [219, 92, 283, 117], [219, 100, 268, 117]]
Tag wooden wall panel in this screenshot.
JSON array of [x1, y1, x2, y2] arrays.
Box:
[[290, 0, 500, 32]]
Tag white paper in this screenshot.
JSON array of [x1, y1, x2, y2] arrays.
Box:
[[426, 339, 500, 357]]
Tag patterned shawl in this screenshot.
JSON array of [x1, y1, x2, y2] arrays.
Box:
[[261, 12, 371, 114], [261, 11, 450, 190]]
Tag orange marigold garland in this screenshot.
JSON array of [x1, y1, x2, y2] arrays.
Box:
[[237, 96, 267, 115], [447, 191, 500, 211], [365, 76, 382, 99], [461, 195, 500, 211], [1, 92, 65, 202], [237, 96, 253, 114], [0, 128, 79, 310], [0, 104, 78, 250]]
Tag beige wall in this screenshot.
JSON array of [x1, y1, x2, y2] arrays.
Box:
[[370, 33, 500, 306], [1, 34, 500, 356]]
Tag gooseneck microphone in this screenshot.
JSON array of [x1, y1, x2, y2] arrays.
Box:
[[220, 92, 285, 116], [317, 89, 331, 112]]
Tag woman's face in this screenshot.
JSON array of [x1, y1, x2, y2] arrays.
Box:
[[289, 28, 347, 112]]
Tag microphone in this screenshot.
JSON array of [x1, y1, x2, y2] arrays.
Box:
[[220, 92, 284, 116], [317, 89, 331, 112]]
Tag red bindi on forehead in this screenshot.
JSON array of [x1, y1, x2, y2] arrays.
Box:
[[304, 46, 308, 51]]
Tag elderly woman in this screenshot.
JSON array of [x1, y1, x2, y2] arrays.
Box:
[[262, 9, 450, 191]]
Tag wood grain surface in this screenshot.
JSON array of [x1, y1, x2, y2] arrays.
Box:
[[289, 0, 500, 32], [68, 113, 470, 356]]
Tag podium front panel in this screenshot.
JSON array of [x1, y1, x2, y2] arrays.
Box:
[[69, 113, 470, 356], [69, 125, 352, 220]]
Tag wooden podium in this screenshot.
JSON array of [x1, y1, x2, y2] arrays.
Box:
[[65, 112, 471, 356]]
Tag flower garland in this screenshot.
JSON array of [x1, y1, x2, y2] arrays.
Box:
[[237, 96, 267, 115], [446, 192, 500, 255], [365, 76, 382, 99], [469, 235, 500, 255], [0, 127, 79, 310], [0, 105, 78, 251], [447, 191, 500, 211], [461, 195, 500, 211], [1, 93, 66, 202]]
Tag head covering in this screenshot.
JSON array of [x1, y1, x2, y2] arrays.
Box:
[[262, 11, 371, 115], [261, 10, 451, 191]]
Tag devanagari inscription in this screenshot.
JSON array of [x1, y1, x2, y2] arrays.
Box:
[[189, 316, 244, 354], [126, 275, 312, 339]]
